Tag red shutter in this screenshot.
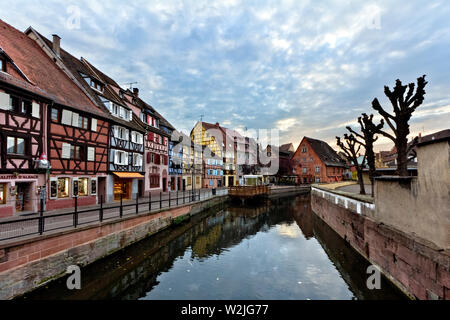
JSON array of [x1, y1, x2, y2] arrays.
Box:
[[147, 152, 151, 164], [147, 114, 151, 124], [156, 154, 160, 165], [165, 155, 168, 165]]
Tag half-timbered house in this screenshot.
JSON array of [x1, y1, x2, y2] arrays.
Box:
[[26, 30, 146, 202], [0, 20, 109, 215], [121, 88, 171, 194]]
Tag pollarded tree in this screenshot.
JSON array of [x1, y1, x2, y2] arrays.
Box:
[[336, 134, 367, 195], [346, 113, 383, 197], [371, 75, 427, 176]]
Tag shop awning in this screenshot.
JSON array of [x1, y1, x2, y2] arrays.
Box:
[[113, 172, 144, 179]]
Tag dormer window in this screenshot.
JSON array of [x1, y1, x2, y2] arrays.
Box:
[[0, 57, 5, 72], [90, 79, 104, 92]]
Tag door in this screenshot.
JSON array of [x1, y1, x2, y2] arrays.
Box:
[[183, 179, 186, 191], [162, 178, 167, 192], [15, 183, 30, 212], [228, 176, 234, 187], [97, 177, 106, 204]]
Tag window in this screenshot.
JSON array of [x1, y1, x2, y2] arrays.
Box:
[[78, 115, 89, 129], [0, 57, 5, 72], [315, 178, 321, 183], [70, 145, 84, 160], [87, 147, 95, 161], [133, 153, 143, 166], [0, 183, 6, 204], [90, 178, 97, 195], [302, 147, 307, 153], [150, 175, 160, 188], [315, 166, 320, 173], [302, 167, 307, 173], [51, 108, 59, 122], [7, 136, 25, 155], [78, 178, 89, 196], [114, 150, 128, 165], [89, 79, 104, 92], [57, 178, 70, 198]]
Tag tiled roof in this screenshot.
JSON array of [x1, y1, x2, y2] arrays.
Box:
[[0, 19, 100, 114], [305, 137, 346, 167], [31, 30, 144, 131]]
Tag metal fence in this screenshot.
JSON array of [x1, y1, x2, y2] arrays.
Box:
[[0, 188, 228, 242]]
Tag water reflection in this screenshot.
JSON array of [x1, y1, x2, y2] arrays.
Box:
[[23, 195, 406, 300]]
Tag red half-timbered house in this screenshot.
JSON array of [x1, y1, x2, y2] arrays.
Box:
[[0, 20, 109, 215], [26, 30, 146, 202]]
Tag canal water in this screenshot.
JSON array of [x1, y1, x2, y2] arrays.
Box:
[[23, 195, 406, 300]]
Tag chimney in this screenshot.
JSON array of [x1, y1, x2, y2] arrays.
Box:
[[215, 122, 219, 127], [52, 34, 61, 57], [133, 88, 139, 97]]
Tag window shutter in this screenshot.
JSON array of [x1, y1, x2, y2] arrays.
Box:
[[32, 102, 40, 118], [147, 152, 151, 164], [61, 143, 71, 159], [91, 118, 97, 131], [124, 152, 129, 165], [113, 126, 118, 137], [0, 92, 10, 110], [71, 112, 79, 127], [148, 132, 154, 142], [125, 129, 129, 141], [87, 147, 95, 161], [61, 110, 72, 125], [129, 111, 133, 121], [114, 150, 119, 164]]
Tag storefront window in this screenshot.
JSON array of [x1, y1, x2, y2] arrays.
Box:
[[78, 178, 89, 196], [57, 178, 70, 198], [0, 184, 6, 204]]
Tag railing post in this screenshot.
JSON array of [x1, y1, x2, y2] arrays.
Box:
[[39, 198, 44, 235], [99, 195, 104, 222], [74, 196, 78, 227], [160, 191, 162, 209], [183, 190, 185, 204], [169, 191, 171, 208], [136, 193, 139, 214], [176, 191, 178, 206], [149, 191, 152, 212], [120, 193, 123, 218]]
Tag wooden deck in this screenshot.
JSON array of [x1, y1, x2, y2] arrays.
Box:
[[228, 185, 270, 199]]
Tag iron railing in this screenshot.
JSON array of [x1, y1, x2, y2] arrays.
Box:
[[0, 188, 228, 242]]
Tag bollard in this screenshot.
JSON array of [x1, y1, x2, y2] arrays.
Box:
[[149, 192, 152, 212], [136, 193, 139, 214], [99, 195, 104, 222], [74, 196, 78, 227], [39, 198, 44, 235], [120, 193, 123, 218], [160, 192, 162, 209]]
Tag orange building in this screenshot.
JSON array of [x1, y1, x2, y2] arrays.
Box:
[[292, 137, 347, 184]]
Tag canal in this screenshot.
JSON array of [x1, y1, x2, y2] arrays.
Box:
[[23, 195, 406, 300]]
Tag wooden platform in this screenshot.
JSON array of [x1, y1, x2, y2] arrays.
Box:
[[228, 185, 270, 199]]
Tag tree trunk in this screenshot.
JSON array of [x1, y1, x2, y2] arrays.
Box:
[[396, 124, 409, 176], [357, 167, 366, 195]]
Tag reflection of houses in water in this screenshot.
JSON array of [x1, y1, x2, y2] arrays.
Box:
[[291, 195, 314, 239]]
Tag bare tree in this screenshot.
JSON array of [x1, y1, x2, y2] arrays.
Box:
[[336, 134, 367, 195], [371, 75, 428, 176], [346, 113, 383, 197]]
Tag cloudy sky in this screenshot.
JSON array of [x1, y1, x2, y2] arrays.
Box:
[[2, 0, 449, 151]]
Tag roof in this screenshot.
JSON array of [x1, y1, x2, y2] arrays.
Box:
[[417, 129, 450, 147], [279, 143, 294, 153], [29, 29, 144, 131], [0, 19, 99, 113], [304, 137, 347, 167]]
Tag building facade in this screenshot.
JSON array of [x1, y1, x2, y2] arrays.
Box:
[[292, 137, 346, 184]]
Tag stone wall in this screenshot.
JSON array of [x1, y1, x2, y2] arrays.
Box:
[[373, 140, 450, 250], [312, 188, 450, 300], [0, 195, 227, 300]]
